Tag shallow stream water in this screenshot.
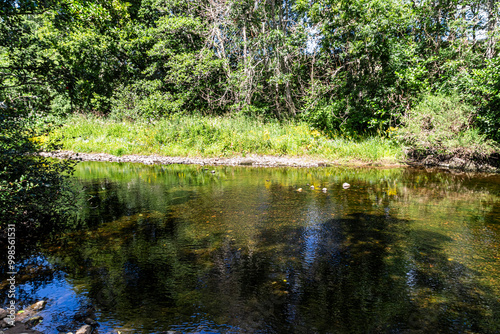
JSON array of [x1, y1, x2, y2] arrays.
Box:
[[2, 162, 500, 333]]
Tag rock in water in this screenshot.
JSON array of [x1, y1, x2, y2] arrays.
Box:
[[74, 306, 96, 321], [25, 316, 43, 328], [56, 324, 73, 332], [84, 317, 99, 327], [2, 321, 43, 333], [1, 318, 15, 328], [75, 324, 93, 334], [30, 301, 47, 312], [0, 308, 8, 320]]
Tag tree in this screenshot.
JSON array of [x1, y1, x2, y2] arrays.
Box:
[[0, 0, 76, 234]]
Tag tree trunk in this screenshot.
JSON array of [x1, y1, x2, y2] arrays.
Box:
[[486, 0, 497, 59]]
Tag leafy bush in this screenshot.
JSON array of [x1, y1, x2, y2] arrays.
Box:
[[50, 94, 73, 116], [470, 57, 500, 142], [300, 100, 343, 136], [397, 94, 497, 157], [109, 81, 184, 121]]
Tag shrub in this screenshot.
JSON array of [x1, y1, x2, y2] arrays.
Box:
[[397, 94, 497, 157], [109, 81, 183, 121], [300, 100, 343, 136]]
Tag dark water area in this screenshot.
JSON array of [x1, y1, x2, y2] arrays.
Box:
[[1, 162, 500, 333]]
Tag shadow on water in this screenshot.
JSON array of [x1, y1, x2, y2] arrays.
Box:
[[403, 229, 500, 334], [1, 162, 500, 333], [255, 214, 500, 334], [13, 213, 498, 334]]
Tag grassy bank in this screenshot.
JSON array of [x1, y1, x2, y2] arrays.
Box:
[[40, 115, 403, 164]]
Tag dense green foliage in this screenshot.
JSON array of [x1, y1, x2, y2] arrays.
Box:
[[0, 1, 78, 231], [2, 0, 500, 136], [0, 102, 75, 231], [397, 94, 497, 158]]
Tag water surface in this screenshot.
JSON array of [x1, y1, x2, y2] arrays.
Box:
[[2, 162, 500, 333]]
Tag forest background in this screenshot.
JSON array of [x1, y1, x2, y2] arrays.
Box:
[[1, 0, 500, 230]]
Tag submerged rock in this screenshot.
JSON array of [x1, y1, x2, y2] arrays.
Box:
[[75, 324, 92, 334], [30, 301, 47, 312], [57, 324, 73, 332], [84, 317, 99, 327], [25, 315, 43, 328], [74, 306, 96, 321], [0, 308, 8, 320], [56, 320, 82, 332], [10, 300, 47, 324]]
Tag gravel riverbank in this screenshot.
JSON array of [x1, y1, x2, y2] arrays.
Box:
[[39, 150, 500, 172], [39, 150, 401, 168]]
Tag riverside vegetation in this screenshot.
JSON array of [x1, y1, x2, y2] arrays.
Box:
[[2, 0, 500, 232], [41, 114, 402, 162], [39, 93, 498, 166]]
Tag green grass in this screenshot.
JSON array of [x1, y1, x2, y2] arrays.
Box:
[[41, 114, 403, 163]]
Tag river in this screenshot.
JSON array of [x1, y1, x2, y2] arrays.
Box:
[[2, 162, 500, 333]]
